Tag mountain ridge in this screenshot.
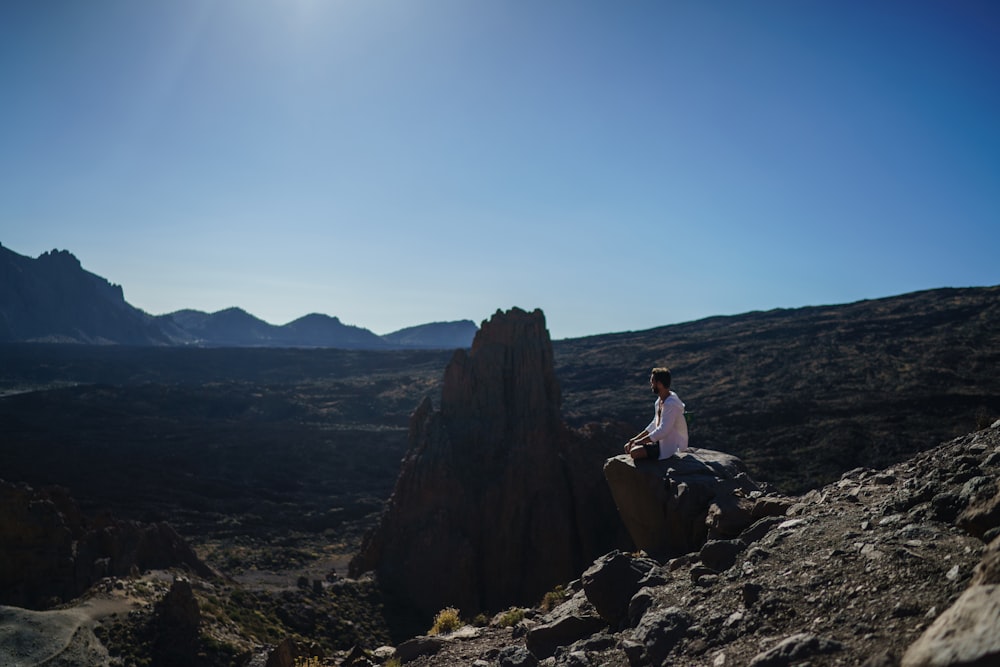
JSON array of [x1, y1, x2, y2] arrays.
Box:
[[0, 243, 476, 349], [0, 244, 169, 345]]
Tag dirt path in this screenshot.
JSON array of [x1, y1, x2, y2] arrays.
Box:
[[0, 583, 147, 666]]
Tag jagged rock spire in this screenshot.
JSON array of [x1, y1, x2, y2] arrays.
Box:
[[350, 308, 589, 618]]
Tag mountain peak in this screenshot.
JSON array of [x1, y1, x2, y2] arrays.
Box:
[[287, 313, 343, 326], [0, 245, 162, 344], [37, 248, 82, 269], [382, 319, 477, 349], [211, 307, 266, 323]]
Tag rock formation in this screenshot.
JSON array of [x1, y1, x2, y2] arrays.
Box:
[[603, 448, 790, 560], [152, 577, 203, 666], [0, 480, 216, 609], [350, 307, 625, 619], [375, 422, 1000, 666]]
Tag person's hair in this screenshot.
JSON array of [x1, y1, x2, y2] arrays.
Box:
[[651, 367, 672, 389]]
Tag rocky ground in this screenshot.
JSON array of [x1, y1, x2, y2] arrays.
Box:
[[4, 425, 997, 666], [362, 421, 1000, 667]]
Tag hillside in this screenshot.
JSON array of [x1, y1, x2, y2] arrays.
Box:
[[554, 286, 1000, 493], [0, 245, 168, 345], [381, 320, 479, 349]]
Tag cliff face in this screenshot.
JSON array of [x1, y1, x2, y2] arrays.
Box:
[[351, 308, 621, 618], [0, 245, 168, 345]]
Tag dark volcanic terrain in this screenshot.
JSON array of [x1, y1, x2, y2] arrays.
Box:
[[0, 286, 998, 664], [0, 346, 454, 570]]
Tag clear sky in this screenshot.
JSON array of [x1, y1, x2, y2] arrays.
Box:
[[1, 1, 998, 339]]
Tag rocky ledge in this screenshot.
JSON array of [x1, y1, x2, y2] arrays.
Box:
[[365, 421, 1000, 667]]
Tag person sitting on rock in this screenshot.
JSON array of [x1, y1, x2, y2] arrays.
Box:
[[624, 367, 689, 460]]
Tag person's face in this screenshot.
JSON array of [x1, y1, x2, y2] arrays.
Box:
[[650, 375, 658, 394]]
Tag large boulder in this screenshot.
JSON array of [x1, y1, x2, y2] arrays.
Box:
[[626, 605, 692, 666], [350, 308, 624, 619], [748, 633, 843, 667], [603, 448, 763, 560], [581, 551, 659, 628], [902, 584, 1000, 667], [525, 590, 606, 659]]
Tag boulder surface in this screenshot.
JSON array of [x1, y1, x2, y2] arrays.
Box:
[[603, 448, 765, 560]]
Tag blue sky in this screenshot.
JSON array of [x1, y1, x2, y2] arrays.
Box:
[[2, 1, 998, 339]]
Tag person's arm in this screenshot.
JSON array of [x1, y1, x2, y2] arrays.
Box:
[[624, 404, 658, 452], [646, 399, 682, 444], [626, 430, 648, 446], [624, 427, 651, 453], [631, 413, 658, 444]]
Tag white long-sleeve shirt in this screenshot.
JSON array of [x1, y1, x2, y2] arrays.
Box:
[[645, 391, 689, 459]]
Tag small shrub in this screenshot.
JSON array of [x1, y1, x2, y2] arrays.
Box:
[[384, 659, 401, 667], [428, 607, 462, 636], [540, 585, 568, 612], [496, 607, 526, 628], [472, 613, 490, 627]]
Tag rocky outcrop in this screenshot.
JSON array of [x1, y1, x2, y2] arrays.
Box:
[[524, 590, 606, 659], [747, 633, 843, 666], [0, 480, 216, 609], [264, 637, 328, 667], [350, 308, 624, 619], [580, 550, 660, 628], [902, 584, 1000, 667], [378, 423, 1000, 666], [152, 577, 202, 666], [603, 448, 788, 560]]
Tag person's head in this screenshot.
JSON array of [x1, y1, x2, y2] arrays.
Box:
[[649, 367, 672, 395]]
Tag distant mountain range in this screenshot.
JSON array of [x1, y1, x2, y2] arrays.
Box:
[[0, 243, 476, 349]]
